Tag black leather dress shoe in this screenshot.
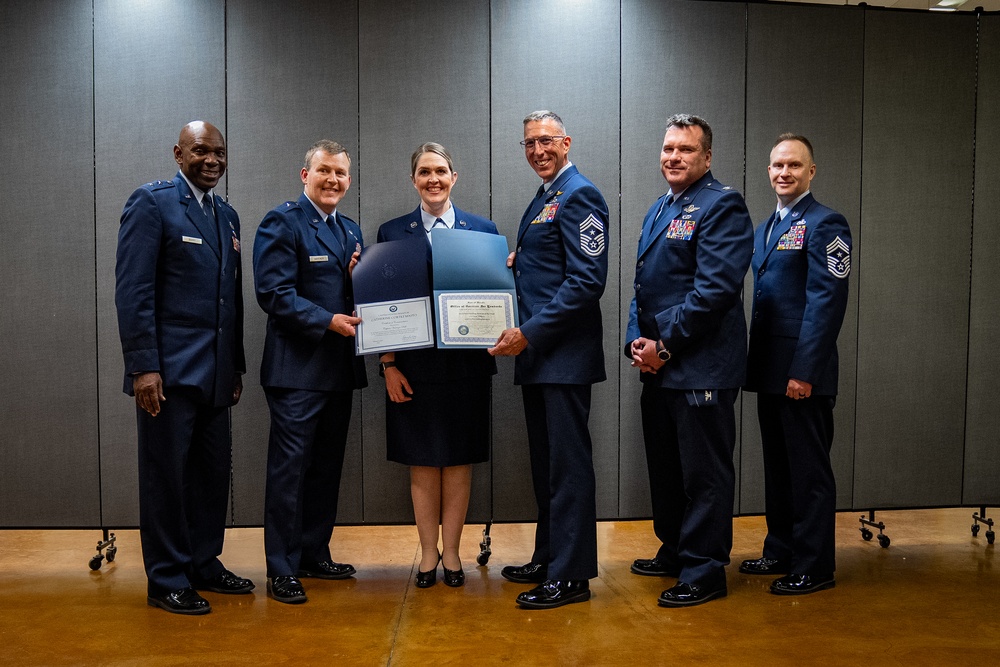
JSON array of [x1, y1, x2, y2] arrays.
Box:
[[415, 566, 437, 588], [739, 557, 790, 576], [443, 567, 465, 587], [630, 557, 680, 577], [516, 580, 590, 609], [267, 576, 307, 604], [770, 573, 835, 595], [501, 561, 547, 584], [192, 568, 255, 594], [147, 588, 211, 615], [297, 560, 356, 580], [658, 582, 727, 607]]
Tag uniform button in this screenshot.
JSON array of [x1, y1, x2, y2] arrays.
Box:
[[635, 283, 641, 290], [637, 307, 643, 314], [754, 313, 759, 319], [755, 290, 761, 297], [517, 295, 521, 300], [220, 298, 225, 305], [517, 246, 522, 253], [516, 270, 520, 277], [637, 260, 644, 268], [758, 269, 765, 277]]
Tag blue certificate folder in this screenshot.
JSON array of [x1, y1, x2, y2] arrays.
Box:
[[352, 237, 434, 354], [430, 228, 518, 349]]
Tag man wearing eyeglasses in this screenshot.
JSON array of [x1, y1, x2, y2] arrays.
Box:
[[625, 114, 753, 607], [490, 110, 608, 609]]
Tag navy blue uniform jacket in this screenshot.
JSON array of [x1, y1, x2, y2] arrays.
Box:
[[253, 194, 367, 391], [376, 205, 498, 382], [514, 165, 609, 386], [745, 193, 851, 396], [625, 170, 753, 390], [115, 173, 245, 407]]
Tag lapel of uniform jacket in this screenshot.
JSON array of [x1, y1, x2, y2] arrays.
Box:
[[639, 170, 713, 259], [763, 192, 814, 260], [517, 165, 577, 248], [175, 174, 221, 259]]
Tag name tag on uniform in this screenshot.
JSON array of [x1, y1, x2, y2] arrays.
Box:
[[309, 255, 329, 262], [666, 218, 697, 240], [182, 236, 203, 244], [777, 221, 806, 250]]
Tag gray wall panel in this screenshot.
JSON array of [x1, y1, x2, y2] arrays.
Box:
[[741, 4, 864, 513], [358, 0, 492, 523], [854, 11, 976, 508], [964, 14, 1000, 505], [620, 0, 747, 518], [227, 0, 362, 525], [491, 0, 622, 522], [95, 0, 227, 526], [0, 0, 99, 526]]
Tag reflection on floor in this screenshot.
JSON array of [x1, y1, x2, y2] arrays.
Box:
[[1, 508, 997, 666]]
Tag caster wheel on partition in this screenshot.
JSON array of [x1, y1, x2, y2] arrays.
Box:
[[106, 546, 117, 563], [878, 534, 890, 548], [476, 552, 490, 566], [987, 531, 996, 545], [89, 555, 104, 571], [972, 524, 981, 537], [861, 528, 873, 541]]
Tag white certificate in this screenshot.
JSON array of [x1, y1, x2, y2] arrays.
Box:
[[355, 297, 434, 354], [437, 292, 516, 347]]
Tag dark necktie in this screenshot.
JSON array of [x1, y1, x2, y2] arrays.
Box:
[[328, 214, 347, 252], [765, 211, 781, 244], [202, 193, 215, 220]]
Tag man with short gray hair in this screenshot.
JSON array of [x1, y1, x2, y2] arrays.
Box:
[[490, 110, 609, 609]]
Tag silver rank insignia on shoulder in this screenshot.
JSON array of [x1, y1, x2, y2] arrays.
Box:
[[579, 214, 605, 257], [683, 205, 700, 213], [722, 186, 733, 190], [459, 220, 467, 227], [827, 236, 851, 278]]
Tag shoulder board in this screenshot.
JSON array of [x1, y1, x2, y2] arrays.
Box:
[[704, 180, 740, 194], [145, 180, 175, 191], [283, 200, 301, 210], [217, 198, 235, 211]]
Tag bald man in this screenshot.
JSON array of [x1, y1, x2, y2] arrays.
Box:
[[116, 121, 252, 615]]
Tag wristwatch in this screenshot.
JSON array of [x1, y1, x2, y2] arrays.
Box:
[[378, 360, 397, 376], [655, 339, 671, 362]]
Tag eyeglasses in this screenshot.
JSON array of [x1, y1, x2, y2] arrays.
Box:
[[519, 135, 566, 150]]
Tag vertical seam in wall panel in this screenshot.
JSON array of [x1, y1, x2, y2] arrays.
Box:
[[92, 0, 103, 530], [224, 0, 236, 528], [357, 0, 366, 524], [961, 11, 981, 503], [737, 1, 749, 516], [852, 6, 867, 510], [616, 0, 622, 518], [488, 0, 495, 523]]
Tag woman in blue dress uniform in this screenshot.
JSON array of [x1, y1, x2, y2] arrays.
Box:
[[376, 143, 498, 588]]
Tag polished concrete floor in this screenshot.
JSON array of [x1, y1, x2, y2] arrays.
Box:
[[1, 508, 997, 666]]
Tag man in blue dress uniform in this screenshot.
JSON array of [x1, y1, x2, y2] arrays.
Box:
[[115, 121, 253, 615], [490, 110, 608, 609], [740, 134, 851, 595], [253, 140, 367, 604], [626, 114, 753, 607]]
